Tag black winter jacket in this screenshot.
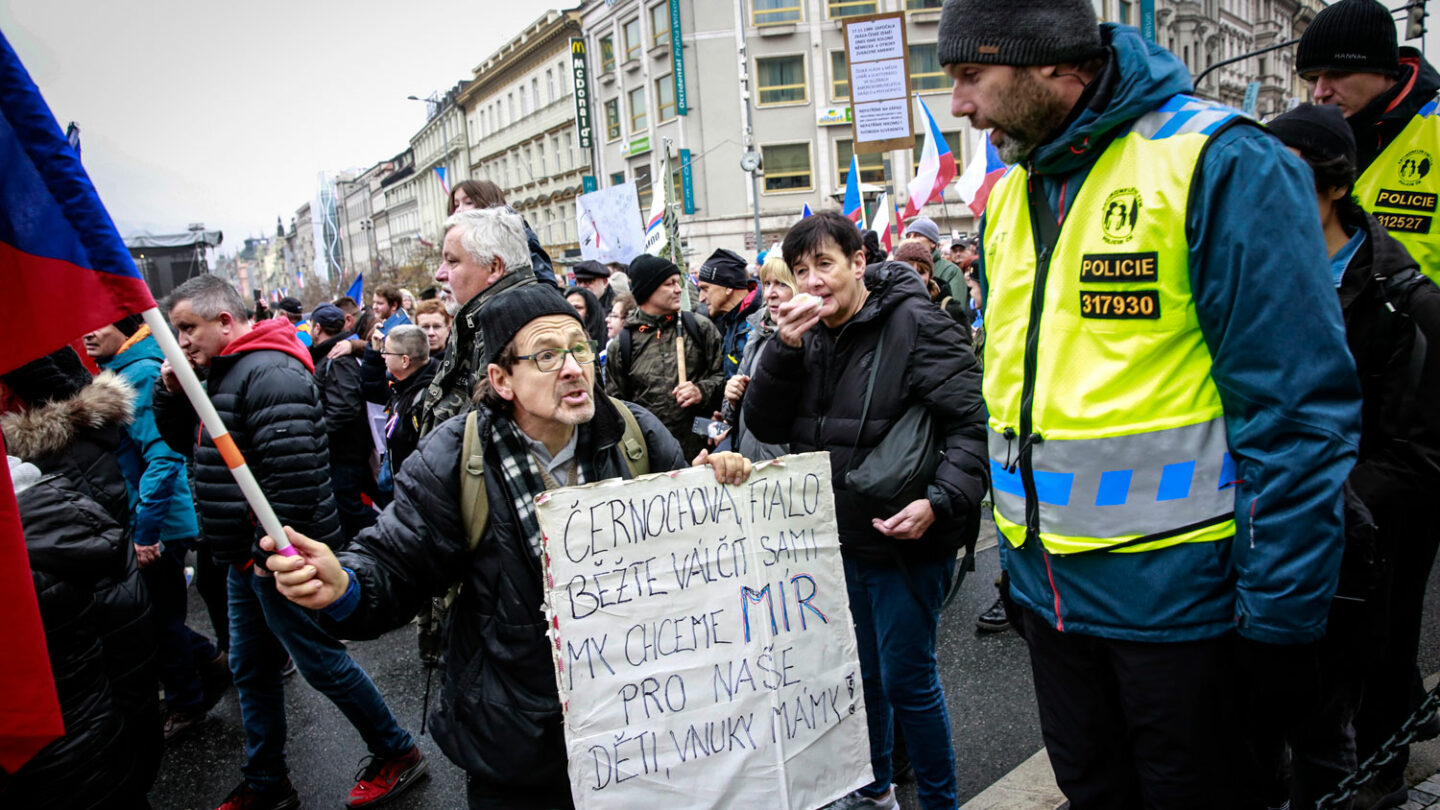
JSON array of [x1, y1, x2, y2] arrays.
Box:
[[361, 349, 440, 476], [1347, 48, 1440, 173], [0, 376, 159, 738], [7, 469, 157, 809], [310, 333, 374, 464], [154, 319, 344, 564], [328, 396, 684, 785], [1340, 211, 1440, 507], [744, 262, 988, 562]]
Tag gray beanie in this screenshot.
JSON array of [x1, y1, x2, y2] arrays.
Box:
[[939, 0, 1105, 67]]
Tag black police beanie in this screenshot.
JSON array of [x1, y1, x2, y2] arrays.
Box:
[[478, 285, 582, 368], [1268, 103, 1358, 165], [939, 0, 1105, 67], [627, 254, 681, 305], [1296, 0, 1400, 78]]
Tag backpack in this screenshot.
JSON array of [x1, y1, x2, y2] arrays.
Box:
[[415, 396, 650, 729], [617, 311, 703, 374]]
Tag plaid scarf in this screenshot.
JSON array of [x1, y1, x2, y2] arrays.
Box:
[[489, 414, 591, 559]]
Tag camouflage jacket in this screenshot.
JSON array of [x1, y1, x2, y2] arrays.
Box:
[[604, 308, 724, 459], [417, 270, 535, 436]]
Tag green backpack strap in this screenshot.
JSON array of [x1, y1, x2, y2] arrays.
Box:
[[607, 396, 650, 478], [459, 409, 489, 551]]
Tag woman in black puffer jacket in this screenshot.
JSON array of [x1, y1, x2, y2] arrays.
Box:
[[1, 349, 160, 801], [6, 457, 151, 809]]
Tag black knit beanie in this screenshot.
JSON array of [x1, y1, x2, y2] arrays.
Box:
[[478, 284, 583, 368], [697, 248, 749, 289], [1268, 103, 1358, 165], [1296, 0, 1400, 78], [627, 254, 681, 305], [939, 0, 1105, 67], [2, 347, 92, 407]]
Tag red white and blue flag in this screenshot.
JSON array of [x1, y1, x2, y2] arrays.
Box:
[[0, 29, 158, 771], [956, 129, 1007, 217], [433, 166, 450, 195], [902, 96, 958, 220], [842, 153, 866, 229]]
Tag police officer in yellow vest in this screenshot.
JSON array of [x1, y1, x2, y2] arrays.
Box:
[[1298, 0, 1440, 287], [939, 0, 1363, 807]]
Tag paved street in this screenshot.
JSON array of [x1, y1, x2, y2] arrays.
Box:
[[149, 517, 1440, 809]]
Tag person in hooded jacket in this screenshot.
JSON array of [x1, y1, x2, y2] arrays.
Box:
[[1, 349, 161, 801], [82, 314, 225, 741], [152, 275, 420, 810], [940, 1, 1362, 806], [308, 303, 377, 541], [744, 212, 988, 810], [1268, 103, 1440, 810], [563, 285, 609, 347], [6, 455, 152, 810], [721, 251, 795, 462]]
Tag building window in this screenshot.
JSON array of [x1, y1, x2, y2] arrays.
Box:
[[650, 3, 670, 47], [672, 164, 683, 204], [537, 142, 546, 175], [756, 55, 807, 106], [830, 51, 849, 100], [547, 69, 556, 103], [827, 0, 876, 18], [629, 86, 648, 131], [533, 78, 541, 109], [909, 43, 946, 91], [623, 18, 642, 62], [605, 99, 622, 141], [760, 142, 812, 192], [656, 75, 677, 121], [1118, 0, 1133, 24], [906, 0, 943, 7], [912, 130, 963, 163], [754, 0, 802, 25], [836, 140, 885, 186], [610, 171, 624, 186], [635, 164, 653, 209], [600, 35, 616, 72]]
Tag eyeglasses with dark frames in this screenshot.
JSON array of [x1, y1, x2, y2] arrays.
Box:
[[516, 340, 600, 372]]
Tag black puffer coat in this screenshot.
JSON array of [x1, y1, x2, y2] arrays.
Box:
[[310, 333, 374, 464], [0, 375, 159, 761], [744, 261, 988, 562], [329, 396, 684, 785], [154, 318, 344, 564], [7, 467, 156, 809]]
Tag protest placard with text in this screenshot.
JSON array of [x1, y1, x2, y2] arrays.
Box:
[[536, 452, 872, 809]]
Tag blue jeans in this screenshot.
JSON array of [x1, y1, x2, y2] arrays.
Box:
[[331, 460, 378, 542], [228, 566, 413, 789], [844, 553, 958, 810]]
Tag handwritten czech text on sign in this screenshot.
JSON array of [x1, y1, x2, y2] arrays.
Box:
[[537, 453, 872, 809]]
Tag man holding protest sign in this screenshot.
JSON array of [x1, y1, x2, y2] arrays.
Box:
[[260, 284, 754, 810]]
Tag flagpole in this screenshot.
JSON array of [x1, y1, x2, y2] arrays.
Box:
[[140, 307, 297, 556]]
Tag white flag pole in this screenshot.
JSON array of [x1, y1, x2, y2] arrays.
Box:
[[140, 307, 297, 556]]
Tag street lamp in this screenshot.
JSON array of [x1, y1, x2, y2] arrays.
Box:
[[359, 218, 380, 273]]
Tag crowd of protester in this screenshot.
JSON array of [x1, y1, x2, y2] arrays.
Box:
[[4, 0, 1440, 808]]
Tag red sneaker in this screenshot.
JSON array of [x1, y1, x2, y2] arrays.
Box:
[[346, 744, 428, 807]]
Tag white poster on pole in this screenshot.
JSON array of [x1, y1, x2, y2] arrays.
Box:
[[536, 452, 872, 810], [576, 182, 646, 264]]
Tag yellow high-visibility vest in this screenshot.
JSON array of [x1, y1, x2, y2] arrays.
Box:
[[982, 95, 1244, 555], [1354, 93, 1440, 285]]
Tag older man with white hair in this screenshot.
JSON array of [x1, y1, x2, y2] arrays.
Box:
[[417, 206, 537, 436]]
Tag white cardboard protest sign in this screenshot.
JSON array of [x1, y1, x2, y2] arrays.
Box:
[[576, 182, 646, 264], [536, 452, 872, 809]]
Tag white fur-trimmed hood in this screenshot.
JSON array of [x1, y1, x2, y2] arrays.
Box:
[[1, 371, 136, 461]]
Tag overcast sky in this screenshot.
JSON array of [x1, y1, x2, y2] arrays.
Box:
[[3, 2, 1436, 256], [1, 0, 547, 254]]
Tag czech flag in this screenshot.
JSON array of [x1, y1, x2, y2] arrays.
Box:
[[872, 192, 893, 252], [433, 165, 449, 195], [1, 29, 158, 771], [902, 96, 957, 220], [842, 153, 866, 229], [956, 129, 1006, 217]]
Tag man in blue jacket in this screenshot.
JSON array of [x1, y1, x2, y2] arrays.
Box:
[[83, 314, 221, 740], [941, 1, 1362, 806]]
